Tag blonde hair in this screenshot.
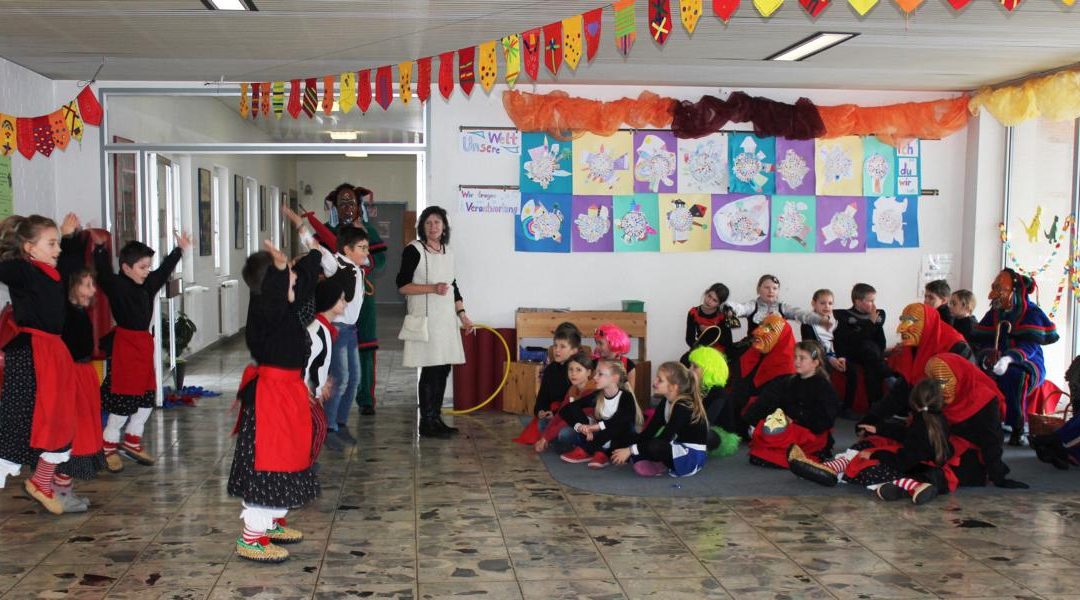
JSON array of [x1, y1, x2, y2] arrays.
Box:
[[595, 358, 643, 427], [657, 361, 707, 424], [951, 289, 976, 313], [0, 215, 57, 262]]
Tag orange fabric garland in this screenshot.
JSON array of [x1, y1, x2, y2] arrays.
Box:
[[816, 96, 969, 146], [502, 90, 676, 139]]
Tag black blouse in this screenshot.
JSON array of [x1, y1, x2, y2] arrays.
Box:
[[0, 259, 67, 335], [62, 304, 94, 362], [94, 245, 183, 330], [245, 249, 322, 369], [395, 243, 463, 303], [743, 374, 840, 434], [632, 398, 709, 448]]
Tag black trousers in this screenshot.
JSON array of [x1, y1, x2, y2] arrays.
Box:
[[418, 364, 452, 422], [843, 341, 888, 407], [635, 438, 675, 468], [951, 400, 1008, 483]]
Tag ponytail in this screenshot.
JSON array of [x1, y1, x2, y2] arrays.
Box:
[[910, 379, 950, 465]]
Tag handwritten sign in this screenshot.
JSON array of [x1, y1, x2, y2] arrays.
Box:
[[460, 129, 520, 157], [459, 187, 520, 214]]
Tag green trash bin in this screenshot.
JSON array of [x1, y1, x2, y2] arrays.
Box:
[[622, 300, 645, 313]]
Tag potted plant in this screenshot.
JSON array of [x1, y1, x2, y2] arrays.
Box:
[[161, 311, 197, 390]]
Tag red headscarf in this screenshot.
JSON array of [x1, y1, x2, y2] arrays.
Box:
[[739, 319, 796, 389], [930, 353, 1005, 424], [888, 303, 966, 385]]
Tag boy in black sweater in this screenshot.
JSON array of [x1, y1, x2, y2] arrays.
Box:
[[947, 289, 978, 346], [833, 283, 888, 409], [534, 322, 581, 423], [924, 279, 953, 327]]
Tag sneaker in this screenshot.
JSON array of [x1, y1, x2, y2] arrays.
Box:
[[265, 520, 304, 544], [875, 482, 905, 501], [235, 536, 289, 563], [587, 452, 609, 469], [560, 447, 591, 464], [633, 460, 667, 477], [360, 405, 376, 416], [323, 432, 345, 451], [336, 425, 357, 445], [911, 482, 939, 505], [104, 452, 124, 473], [23, 479, 64, 515]]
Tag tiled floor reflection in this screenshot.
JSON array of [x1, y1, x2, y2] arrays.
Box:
[[3, 310, 1080, 598]]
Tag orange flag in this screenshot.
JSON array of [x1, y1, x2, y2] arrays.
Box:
[[48, 109, 70, 150], [239, 82, 250, 118], [322, 75, 335, 115], [894, 0, 924, 11], [399, 61, 413, 104]]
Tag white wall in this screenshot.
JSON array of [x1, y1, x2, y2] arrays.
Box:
[[428, 84, 972, 365], [295, 154, 418, 218], [0, 57, 61, 218]]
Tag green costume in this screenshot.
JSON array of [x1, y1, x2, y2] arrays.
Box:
[[355, 210, 386, 409]]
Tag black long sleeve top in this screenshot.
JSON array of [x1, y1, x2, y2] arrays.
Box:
[[94, 244, 183, 331], [742, 374, 840, 434], [533, 359, 571, 416], [395, 244, 462, 302], [631, 398, 709, 450], [559, 388, 638, 448], [245, 249, 322, 369], [0, 237, 80, 335], [833, 307, 887, 358], [873, 413, 951, 472], [62, 304, 94, 362]]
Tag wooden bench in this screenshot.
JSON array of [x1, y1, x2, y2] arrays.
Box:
[[502, 310, 651, 415]]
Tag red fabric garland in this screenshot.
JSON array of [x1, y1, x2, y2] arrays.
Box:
[[417, 57, 432, 103], [357, 70, 372, 113], [458, 47, 476, 96], [671, 91, 826, 140], [542, 22, 562, 77], [438, 52, 455, 100], [375, 66, 393, 110]]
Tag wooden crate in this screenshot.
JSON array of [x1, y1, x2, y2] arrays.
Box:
[[503, 361, 542, 415], [632, 360, 652, 410]]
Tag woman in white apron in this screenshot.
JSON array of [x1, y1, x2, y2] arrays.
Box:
[[396, 207, 474, 438]]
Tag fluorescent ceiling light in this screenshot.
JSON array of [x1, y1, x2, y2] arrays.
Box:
[[202, 0, 256, 10], [766, 32, 858, 61], [329, 131, 360, 140], [344, 152, 369, 158]]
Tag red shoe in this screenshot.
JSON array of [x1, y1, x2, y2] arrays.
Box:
[[560, 447, 591, 463], [587, 452, 609, 469]]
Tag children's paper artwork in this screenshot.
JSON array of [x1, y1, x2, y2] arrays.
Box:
[[573, 131, 633, 195], [896, 144, 921, 196], [774, 138, 815, 195], [770, 196, 816, 253], [867, 196, 919, 248], [633, 131, 677, 193], [659, 194, 710, 252], [729, 133, 775, 194], [712, 194, 769, 252], [676, 133, 729, 194], [896, 138, 920, 158], [862, 136, 897, 197], [515, 194, 571, 253], [613, 194, 660, 252], [816, 196, 866, 253], [571, 195, 614, 252], [815, 136, 863, 196], [520, 132, 571, 194]]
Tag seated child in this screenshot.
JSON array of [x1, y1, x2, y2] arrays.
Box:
[[558, 359, 642, 469], [800, 289, 845, 373], [728, 274, 830, 351], [593, 323, 636, 384], [833, 283, 888, 407], [744, 341, 840, 469], [924, 279, 953, 327], [612, 362, 710, 477], [685, 283, 738, 356], [687, 346, 739, 457], [534, 350, 596, 453], [513, 322, 580, 444], [948, 290, 978, 346], [723, 313, 796, 438]]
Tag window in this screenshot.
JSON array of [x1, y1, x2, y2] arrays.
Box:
[[212, 168, 223, 274]]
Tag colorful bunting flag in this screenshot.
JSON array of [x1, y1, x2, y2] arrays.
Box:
[[322, 75, 335, 115], [62, 101, 83, 142], [800, 0, 828, 16], [848, 0, 877, 14], [339, 72, 356, 113], [302, 78, 317, 117], [680, 0, 703, 33], [399, 61, 413, 104], [894, 0, 923, 11], [32, 115, 54, 157], [48, 109, 69, 150], [271, 81, 285, 119], [0, 114, 17, 157], [501, 35, 521, 88], [562, 15, 583, 70], [583, 8, 602, 61], [543, 22, 562, 76], [259, 82, 271, 117], [1063, 0, 1075, 5], [417, 57, 432, 102], [478, 41, 497, 93], [76, 86, 103, 126], [239, 82, 250, 118], [522, 28, 541, 81], [376, 65, 393, 110], [713, 0, 740, 21], [358, 70, 372, 112], [614, 0, 637, 55], [287, 80, 301, 118], [16, 118, 34, 159], [439, 51, 455, 99], [250, 83, 261, 119], [1000, 0, 1021, 9], [945, 0, 971, 6], [459, 47, 476, 96], [754, 0, 784, 15], [649, 0, 672, 45]]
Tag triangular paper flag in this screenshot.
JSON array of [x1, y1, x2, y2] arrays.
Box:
[[562, 16, 583, 70], [753, 0, 783, 16], [48, 110, 69, 150], [322, 75, 335, 115], [260, 82, 271, 116], [458, 47, 476, 96], [848, 0, 877, 14], [1000, 0, 1021, 10], [399, 61, 413, 104], [357, 70, 372, 112], [522, 28, 541, 81], [250, 83, 261, 119], [799, 0, 828, 16], [583, 8, 602, 61], [477, 41, 497, 93], [339, 72, 356, 113], [62, 101, 83, 142], [542, 22, 562, 76], [417, 58, 432, 102], [501, 35, 521, 88], [439, 51, 455, 99], [76, 86, 103, 126], [375, 65, 393, 110], [16, 118, 35, 159], [0, 113, 18, 157], [271, 81, 285, 119], [32, 115, 54, 157], [1062, 0, 1075, 5], [287, 80, 301, 118], [680, 0, 703, 33], [894, 0, 923, 11], [712, 0, 740, 21], [239, 83, 250, 119], [649, 0, 673, 45], [613, 0, 637, 55], [302, 78, 317, 117], [945, 0, 971, 7]]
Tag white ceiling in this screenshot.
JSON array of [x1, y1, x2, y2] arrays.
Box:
[[1, 0, 1078, 91]]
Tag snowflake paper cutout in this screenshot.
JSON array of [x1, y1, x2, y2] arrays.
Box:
[[871, 196, 908, 245], [777, 149, 809, 189], [574, 205, 611, 243], [523, 138, 570, 190], [821, 145, 854, 183]]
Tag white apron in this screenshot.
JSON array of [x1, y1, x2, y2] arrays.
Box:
[[402, 240, 466, 368]]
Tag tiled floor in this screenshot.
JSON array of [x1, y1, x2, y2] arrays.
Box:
[[3, 312, 1080, 599]]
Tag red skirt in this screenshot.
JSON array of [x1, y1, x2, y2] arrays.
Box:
[[22, 328, 76, 450], [110, 327, 155, 396], [250, 365, 313, 472], [749, 419, 830, 469], [70, 362, 103, 456]]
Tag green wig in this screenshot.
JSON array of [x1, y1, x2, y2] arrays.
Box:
[[689, 346, 729, 390]]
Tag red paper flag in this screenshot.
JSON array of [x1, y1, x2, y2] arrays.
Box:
[[287, 80, 301, 118], [649, 0, 673, 45], [302, 78, 317, 117], [522, 28, 541, 81], [438, 52, 455, 99], [542, 22, 562, 76], [250, 83, 261, 119], [713, 0, 740, 20], [375, 66, 393, 110], [260, 82, 271, 116], [458, 47, 476, 96], [358, 70, 372, 112], [945, 0, 971, 7], [417, 57, 432, 102], [583, 8, 602, 61], [16, 117, 35, 159], [49, 109, 69, 150], [322, 75, 335, 115], [1000, 0, 1020, 10], [76, 86, 103, 126], [32, 115, 55, 157], [800, 0, 828, 16]]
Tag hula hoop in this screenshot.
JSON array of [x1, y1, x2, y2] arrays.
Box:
[[443, 324, 512, 415]]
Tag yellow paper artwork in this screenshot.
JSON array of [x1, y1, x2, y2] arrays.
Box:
[[815, 136, 864, 196], [562, 15, 583, 70], [478, 40, 498, 93], [848, 0, 878, 14], [754, 0, 784, 17], [572, 132, 634, 196], [659, 194, 711, 252], [680, 0, 703, 33]]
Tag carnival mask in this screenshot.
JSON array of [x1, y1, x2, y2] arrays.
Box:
[[989, 271, 1015, 311], [925, 357, 958, 405], [896, 303, 926, 347], [751, 313, 785, 354], [336, 188, 359, 225], [763, 408, 789, 434]]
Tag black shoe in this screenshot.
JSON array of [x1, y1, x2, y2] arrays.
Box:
[[434, 417, 459, 435], [875, 482, 905, 501], [419, 420, 451, 439], [324, 433, 345, 451], [1008, 429, 1024, 447], [336, 425, 357, 445], [361, 405, 376, 416]]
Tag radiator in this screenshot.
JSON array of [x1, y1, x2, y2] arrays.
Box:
[[182, 285, 211, 353], [219, 279, 241, 336]]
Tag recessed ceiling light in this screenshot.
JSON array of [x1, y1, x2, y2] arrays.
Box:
[[344, 152, 369, 158], [329, 131, 360, 140], [766, 32, 858, 61], [201, 0, 257, 11]]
